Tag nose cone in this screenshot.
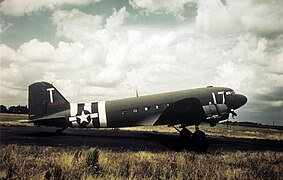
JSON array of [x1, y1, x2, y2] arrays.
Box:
[[233, 94, 248, 109]]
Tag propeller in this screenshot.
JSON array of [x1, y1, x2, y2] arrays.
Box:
[[225, 109, 237, 127], [230, 109, 237, 119]]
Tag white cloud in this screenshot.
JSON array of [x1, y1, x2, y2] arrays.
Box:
[[212, 61, 252, 90], [105, 7, 129, 30], [195, 0, 283, 36], [129, 0, 196, 18], [2, 29, 281, 104], [0, 44, 17, 65], [0, 0, 101, 16], [1, 39, 88, 87], [1, 30, 215, 105], [17, 39, 56, 62], [195, 0, 243, 35], [268, 50, 283, 75], [241, 0, 283, 35], [52, 9, 103, 42]]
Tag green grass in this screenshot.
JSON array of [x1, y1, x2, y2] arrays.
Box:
[[0, 145, 282, 179]]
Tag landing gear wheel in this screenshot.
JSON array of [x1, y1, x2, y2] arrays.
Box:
[[56, 128, 66, 135], [192, 130, 206, 142], [180, 128, 192, 148], [56, 129, 63, 134], [192, 129, 208, 153], [180, 128, 192, 140]]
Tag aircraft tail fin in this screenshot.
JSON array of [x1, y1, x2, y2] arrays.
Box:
[[28, 82, 70, 120]]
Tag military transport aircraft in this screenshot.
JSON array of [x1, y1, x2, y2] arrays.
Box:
[[28, 82, 247, 142]]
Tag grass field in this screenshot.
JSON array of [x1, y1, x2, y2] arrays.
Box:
[[0, 145, 282, 180], [0, 113, 28, 121], [0, 113, 30, 126], [0, 114, 282, 179]]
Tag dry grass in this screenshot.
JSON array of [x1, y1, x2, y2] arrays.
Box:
[[0, 145, 282, 179], [0, 113, 28, 120], [0, 113, 31, 126], [0, 120, 32, 126]]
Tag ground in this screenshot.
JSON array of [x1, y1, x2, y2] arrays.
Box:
[[0, 113, 282, 179]]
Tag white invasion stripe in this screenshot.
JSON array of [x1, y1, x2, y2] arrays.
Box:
[[218, 91, 225, 104], [69, 117, 77, 121], [98, 101, 107, 127], [212, 93, 217, 104], [90, 113, 98, 118], [84, 103, 91, 112], [70, 103, 77, 116]]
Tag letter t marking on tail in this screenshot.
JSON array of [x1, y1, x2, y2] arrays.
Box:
[[47, 88, 55, 103]]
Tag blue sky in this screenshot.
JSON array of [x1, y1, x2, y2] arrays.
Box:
[[1, 0, 283, 125]]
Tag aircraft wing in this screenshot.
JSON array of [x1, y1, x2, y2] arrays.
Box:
[[27, 116, 69, 127], [154, 97, 206, 126]]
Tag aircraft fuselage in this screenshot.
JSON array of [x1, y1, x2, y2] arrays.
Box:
[[31, 83, 246, 129]]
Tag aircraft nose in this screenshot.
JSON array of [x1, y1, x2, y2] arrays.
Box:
[[233, 94, 248, 109]]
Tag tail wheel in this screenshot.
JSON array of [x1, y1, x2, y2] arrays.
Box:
[[180, 128, 192, 140], [55, 127, 66, 135], [192, 130, 206, 142], [56, 129, 63, 135]]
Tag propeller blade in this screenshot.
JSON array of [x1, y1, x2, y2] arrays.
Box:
[[231, 110, 237, 119]]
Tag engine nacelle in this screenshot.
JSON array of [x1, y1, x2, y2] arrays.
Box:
[[202, 104, 230, 126]]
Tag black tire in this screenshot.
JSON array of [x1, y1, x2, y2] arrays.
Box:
[[192, 130, 206, 142], [191, 130, 208, 153], [56, 129, 63, 135]]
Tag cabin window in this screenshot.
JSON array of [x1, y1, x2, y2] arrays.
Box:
[[155, 104, 162, 110], [121, 110, 127, 115], [133, 108, 138, 113], [144, 106, 150, 111]]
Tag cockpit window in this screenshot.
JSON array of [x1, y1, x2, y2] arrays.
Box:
[[225, 90, 235, 95]]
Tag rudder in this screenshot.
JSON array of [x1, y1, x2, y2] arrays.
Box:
[[28, 82, 70, 120]]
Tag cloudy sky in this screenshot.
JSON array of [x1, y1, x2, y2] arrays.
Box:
[[1, 0, 282, 125]]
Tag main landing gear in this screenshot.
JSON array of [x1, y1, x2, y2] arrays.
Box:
[[178, 126, 206, 142], [175, 125, 208, 152], [192, 126, 206, 142]]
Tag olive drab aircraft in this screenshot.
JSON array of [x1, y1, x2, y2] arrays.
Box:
[[28, 82, 247, 142]]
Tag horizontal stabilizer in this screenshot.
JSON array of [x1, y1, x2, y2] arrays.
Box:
[[28, 116, 70, 127]]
